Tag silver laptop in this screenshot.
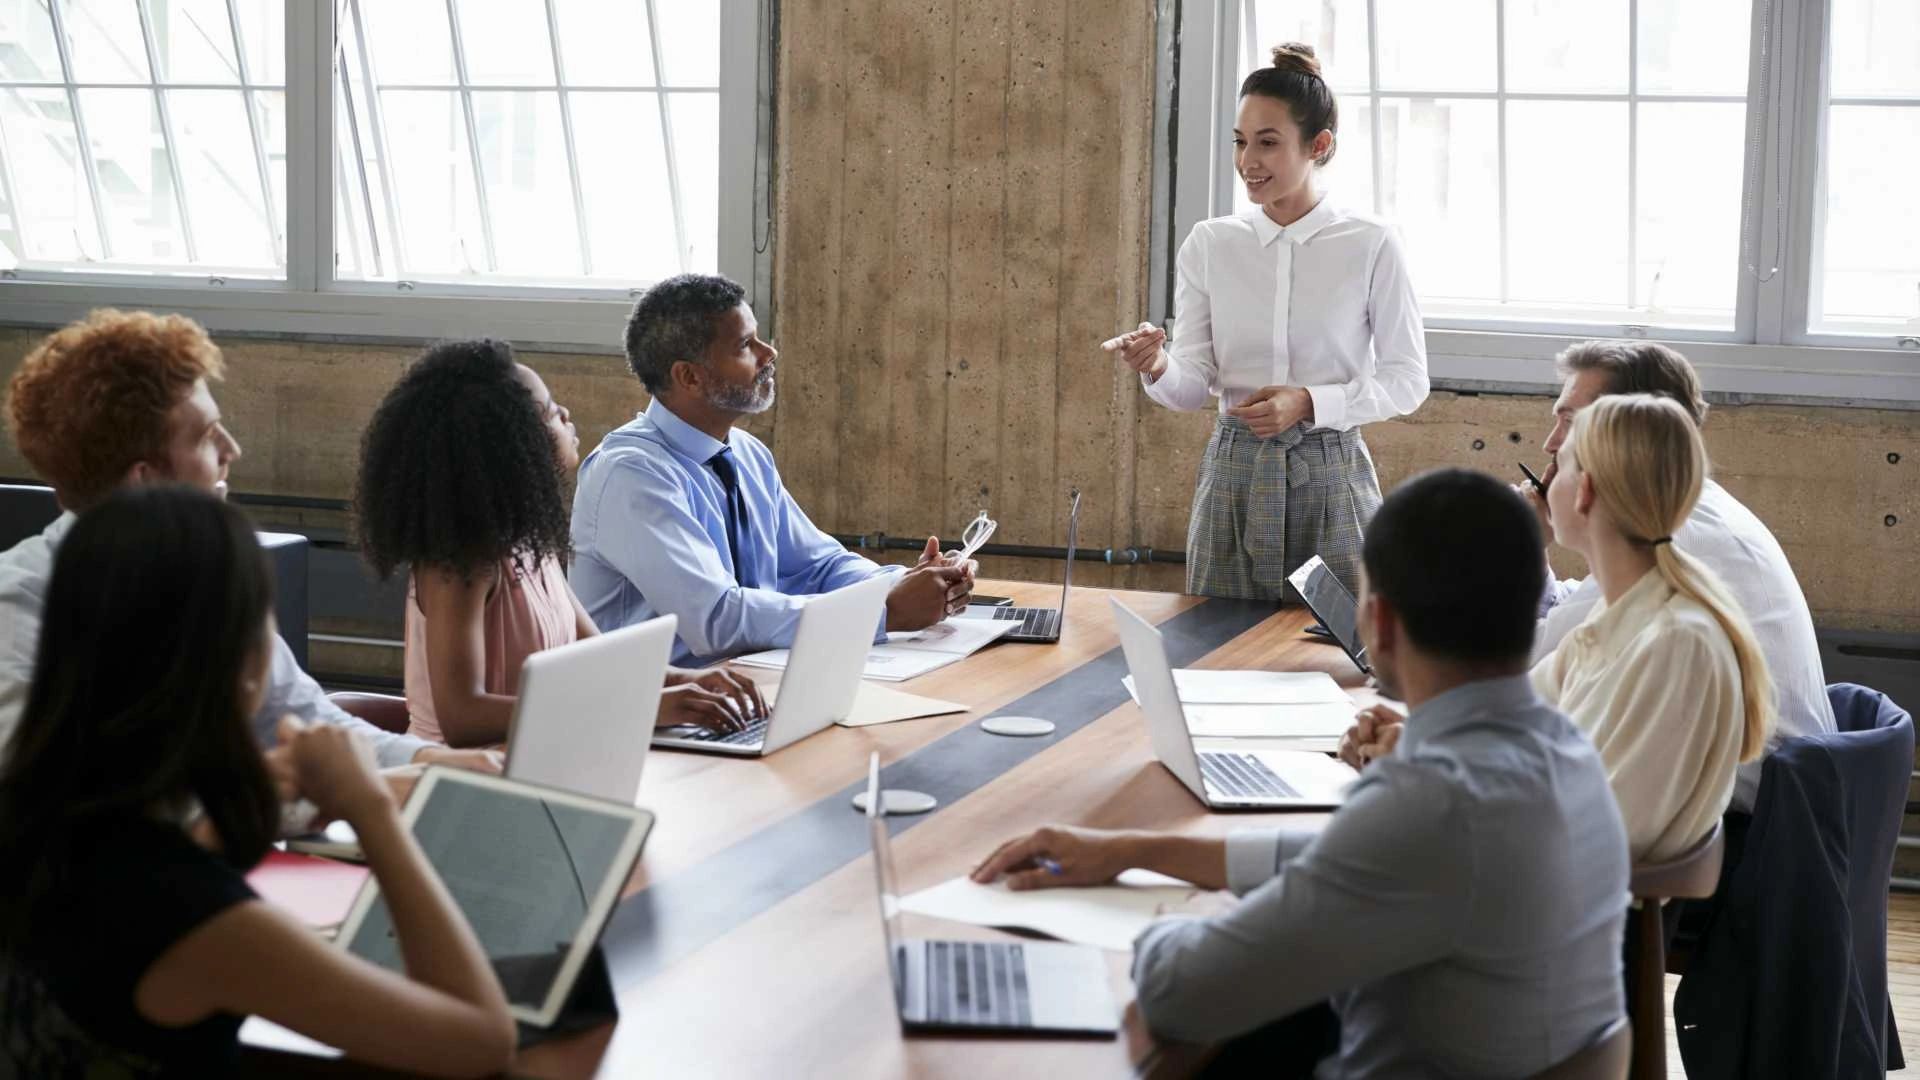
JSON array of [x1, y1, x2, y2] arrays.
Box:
[[1287, 556, 1372, 675], [653, 575, 891, 756], [335, 768, 654, 1029], [504, 614, 677, 805], [1111, 599, 1357, 810], [966, 489, 1080, 644], [863, 754, 1116, 1036]]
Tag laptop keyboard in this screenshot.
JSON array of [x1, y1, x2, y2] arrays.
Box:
[[924, 940, 1032, 1027], [1199, 752, 1300, 800], [992, 606, 1061, 639], [670, 715, 768, 747]]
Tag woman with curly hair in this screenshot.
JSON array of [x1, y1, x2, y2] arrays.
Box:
[[354, 338, 762, 749]]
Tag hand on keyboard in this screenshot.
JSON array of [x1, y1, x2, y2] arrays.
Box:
[[665, 664, 767, 726], [655, 682, 756, 733]]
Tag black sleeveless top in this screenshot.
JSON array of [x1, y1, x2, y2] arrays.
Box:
[[1, 816, 257, 1078]]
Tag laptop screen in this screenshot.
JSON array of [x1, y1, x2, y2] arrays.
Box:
[[864, 756, 909, 1003], [338, 770, 653, 1025], [1057, 488, 1082, 611], [1287, 556, 1371, 674]]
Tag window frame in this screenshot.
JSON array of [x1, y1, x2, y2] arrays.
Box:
[[0, 0, 773, 351], [1153, 0, 1920, 405]]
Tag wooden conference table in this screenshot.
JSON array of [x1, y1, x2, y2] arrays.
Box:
[[247, 580, 1372, 1079]]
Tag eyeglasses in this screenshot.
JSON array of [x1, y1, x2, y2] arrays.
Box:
[[953, 510, 997, 564]]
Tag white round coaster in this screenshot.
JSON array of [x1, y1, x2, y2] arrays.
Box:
[[980, 715, 1056, 737], [851, 789, 939, 815]]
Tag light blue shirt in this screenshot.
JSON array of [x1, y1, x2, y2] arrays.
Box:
[[569, 400, 900, 665], [1132, 674, 1629, 1077]]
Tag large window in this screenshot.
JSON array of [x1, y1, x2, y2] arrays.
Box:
[[332, 0, 721, 285], [1165, 0, 1920, 398], [0, 0, 766, 345], [0, 0, 286, 275]]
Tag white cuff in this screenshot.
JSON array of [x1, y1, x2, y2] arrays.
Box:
[[1305, 383, 1346, 431]]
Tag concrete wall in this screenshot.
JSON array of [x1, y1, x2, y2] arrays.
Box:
[[2, 0, 1915, 643]]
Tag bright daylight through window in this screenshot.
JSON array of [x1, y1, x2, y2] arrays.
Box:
[[0, 0, 286, 275], [1228, 0, 1920, 341], [332, 0, 721, 285], [0, 0, 724, 288]]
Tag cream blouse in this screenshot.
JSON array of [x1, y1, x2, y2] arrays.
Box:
[[1531, 569, 1747, 863]]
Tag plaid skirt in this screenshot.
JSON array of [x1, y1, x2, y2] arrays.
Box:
[[1185, 416, 1383, 601]]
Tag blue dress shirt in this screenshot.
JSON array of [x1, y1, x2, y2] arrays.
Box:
[[569, 400, 901, 665]]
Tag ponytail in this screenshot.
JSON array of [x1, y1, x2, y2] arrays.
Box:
[[1654, 545, 1774, 762]]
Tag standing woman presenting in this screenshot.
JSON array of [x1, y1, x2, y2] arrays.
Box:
[[1108, 44, 1428, 599]]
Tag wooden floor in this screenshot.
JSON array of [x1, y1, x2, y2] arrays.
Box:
[[1660, 891, 1920, 1076]]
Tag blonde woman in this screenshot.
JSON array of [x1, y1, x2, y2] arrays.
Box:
[[1532, 393, 1773, 862]]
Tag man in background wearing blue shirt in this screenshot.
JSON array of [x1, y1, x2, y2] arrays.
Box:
[[972, 469, 1629, 1077], [571, 274, 973, 665]]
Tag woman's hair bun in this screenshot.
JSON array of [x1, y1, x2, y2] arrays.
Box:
[[1269, 42, 1322, 78]]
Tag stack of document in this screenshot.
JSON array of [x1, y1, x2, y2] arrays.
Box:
[[735, 617, 1018, 682], [1123, 669, 1356, 743]]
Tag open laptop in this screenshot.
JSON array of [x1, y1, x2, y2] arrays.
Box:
[[505, 614, 676, 804], [1287, 556, 1372, 675], [335, 768, 655, 1029], [1111, 599, 1357, 810], [964, 488, 1080, 644], [864, 754, 1116, 1036], [653, 575, 891, 756]]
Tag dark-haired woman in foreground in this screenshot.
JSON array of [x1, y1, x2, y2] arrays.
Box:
[[354, 338, 762, 749], [0, 488, 514, 1077], [1104, 43, 1428, 600]]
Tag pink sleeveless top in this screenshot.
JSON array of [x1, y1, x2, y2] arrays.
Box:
[[403, 555, 579, 744]]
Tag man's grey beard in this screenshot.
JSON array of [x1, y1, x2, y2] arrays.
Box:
[[708, 371, 776, 414]]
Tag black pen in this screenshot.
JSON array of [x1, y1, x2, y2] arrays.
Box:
[[1517, 461, 1548, 499]]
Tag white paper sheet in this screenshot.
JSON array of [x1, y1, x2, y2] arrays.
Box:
[[899, 870, 1205, 952], [1182, 700, 1357, 739], [1128, 668, 1351, 705], [735, 617, 1018, 681], [758, 680, 970, 727]]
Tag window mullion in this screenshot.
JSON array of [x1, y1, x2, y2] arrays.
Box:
[[224, 0, 283, 267], [442, 0, 498, 274], [643, 0, 690, 273], [1366, 0, 1381, 215], [135, 0, 198, 263], [285, 0, 326, 290], [1494, 0, 1508, 303], [44, 0, 114, 259], [1626, 0, 1637, 312], [1777, 0, 1830, 345], [542, 0, 593, 277]]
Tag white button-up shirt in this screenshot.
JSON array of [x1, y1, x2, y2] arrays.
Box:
[[1535, 479, 1835, 810], [1146, 198, 1430, 431], [1532, 570, 1748, 863]]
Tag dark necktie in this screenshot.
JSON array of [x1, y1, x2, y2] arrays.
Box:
[[706, 447, 754, 587]]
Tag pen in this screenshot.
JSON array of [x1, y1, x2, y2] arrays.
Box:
[[1517, 461, 1548, 500], [1037, 857, 1063, 876]]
